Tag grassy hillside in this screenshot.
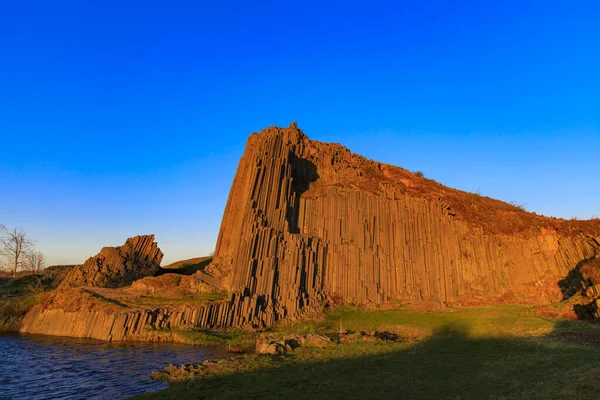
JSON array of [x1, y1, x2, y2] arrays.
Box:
[[159, 257, 213, 275], [133, 304, 600, 400]]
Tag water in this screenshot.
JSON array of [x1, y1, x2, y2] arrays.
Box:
[[0, 334, 224, 400]]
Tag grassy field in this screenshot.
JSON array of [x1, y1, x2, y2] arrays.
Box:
[[0, 275, 47, 332], [159, 257, 213, 275], [133, 304, 600, 400]]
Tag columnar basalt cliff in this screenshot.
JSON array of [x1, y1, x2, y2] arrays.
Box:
[[19, 124, 600, 340], [209, 123, 600, 327], [20, 303, 231, 341], [60, 235, 163, 289]]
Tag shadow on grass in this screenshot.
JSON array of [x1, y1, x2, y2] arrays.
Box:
[[136, 320, 600, 400], [81, 289, 129, 308]]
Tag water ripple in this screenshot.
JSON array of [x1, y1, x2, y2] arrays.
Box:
[[0, 334, 224, 400]]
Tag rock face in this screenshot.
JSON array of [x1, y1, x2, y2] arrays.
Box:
[[60, 235, 163, 289], [21, 124, 600, 340], [559, 258, 600, 319], [42, 265, 77, 287], [208, 123, 600, 327], [20, 303, 228, 341]]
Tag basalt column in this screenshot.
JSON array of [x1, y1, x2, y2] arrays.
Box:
[[212, 124, 326, 326], [211, 123, 600, 327]]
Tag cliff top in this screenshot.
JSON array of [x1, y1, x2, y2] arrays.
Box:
[[249, 123, 600, 237]]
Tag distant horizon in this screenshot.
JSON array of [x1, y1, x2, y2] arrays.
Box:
[[1, 1, 598, 267]]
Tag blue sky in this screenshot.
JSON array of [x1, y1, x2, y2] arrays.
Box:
[[1, 1, 598, 266]]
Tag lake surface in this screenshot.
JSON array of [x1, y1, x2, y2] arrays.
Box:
[[0, 334, 224, 400]]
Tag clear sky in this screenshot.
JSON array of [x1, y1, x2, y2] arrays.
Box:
[[1, 1, 598, 266]]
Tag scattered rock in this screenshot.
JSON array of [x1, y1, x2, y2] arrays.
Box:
[[303, 333, 333, 347], [337, 330, 401, 344], [151, 362, 208, 381], [226, 344, 248, 353], [152, 329, 401, 383], [374, 331, 399, 341], [255, 336, 289, 354], [255, 333, 332, 354]]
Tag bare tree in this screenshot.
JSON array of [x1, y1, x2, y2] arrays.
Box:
[[0, 258, 8, 275], [24, 250, 46, 274], [0, 224, 33, 278]]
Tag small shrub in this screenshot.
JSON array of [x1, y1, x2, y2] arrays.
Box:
[[508, 201, 527, 212], [0, 296, 36, 333], [27, 277, 45, 296], [413, 171, 424, 178]]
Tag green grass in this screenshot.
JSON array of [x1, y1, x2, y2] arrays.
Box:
[[124, 290, 229, 309], [172, 327, 255, 347], [0, 275, 48, 332], [137, 331, 600, 400], [159, 257, 213, 275], [0, 295, 38, 333], [0, 275, 47, 298], [132, 304, 600, 400], [276, 304, 559, 339], [133, 326, 255, 349]]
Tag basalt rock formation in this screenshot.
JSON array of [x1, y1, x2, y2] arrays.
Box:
[[207, 123, 600, 327], [20, 302, 225, 341], [558, 257, 600, 319], [42, 264, 77, 287], [59, 235, 163, 289], [20, 124, 600, 340]]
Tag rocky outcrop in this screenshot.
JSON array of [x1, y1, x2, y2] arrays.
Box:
[[559, 257, 600, 319], [209, 123, 600, 327], [59, 235, 163, 289], [20, 302, 231, 341], [42, 265, 76, 287], [20, 124, 600, 340]]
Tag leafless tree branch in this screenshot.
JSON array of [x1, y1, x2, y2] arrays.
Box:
[[0, 224, 34, 277], [23, 250, 46, 274]]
